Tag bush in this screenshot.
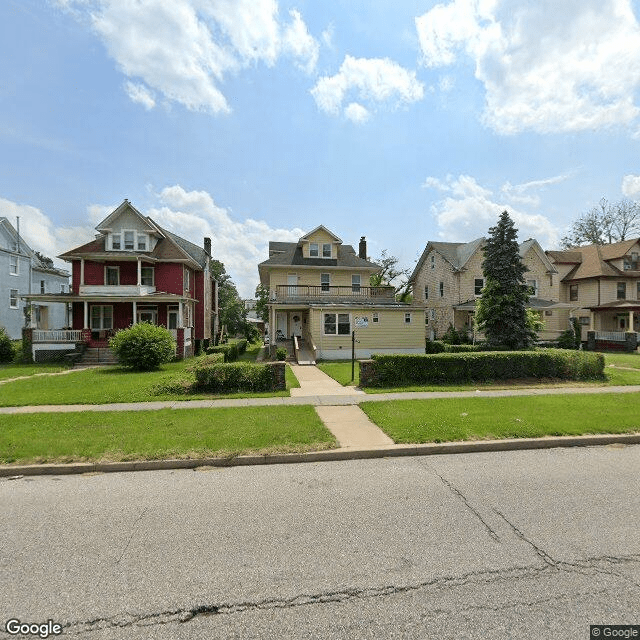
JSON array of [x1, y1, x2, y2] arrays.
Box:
[[444, 344, 484, 353], [361, 349, 605, 387], [557, 329, 579, 350], [425, 340, 446, 354], [276, 347, 287, 361], [206, 343, 239, 362], [235, 339, 248, 355], [187, 353, 225, 370], [193, 362, 285, 393], [109, 323, 176, 371], [0, 327, 13, 363]]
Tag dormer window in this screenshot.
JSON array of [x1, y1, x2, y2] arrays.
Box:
[[111, 233, 121, 250], [309, 243, 319, 257], [322, 243, 332, 258], [124, 231, 135, 250], [137, 234, 148, 251]]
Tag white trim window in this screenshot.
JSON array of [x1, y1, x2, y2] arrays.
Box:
[[320, 273, 330, 292], [184, 267, 191, 293], [141, 266, 154, 286], [527, 279, 538, 297], [90, 305, 113, 330], [124, 231, 135, 251], [10, 255, 18, 275], [111, 233, 121, 250], [137, 234, 148, 251], [309, 243, 319, 257], [352, 274, 361, 293], [404, 312, 412, 324], [9, 289, 19, 309], [324, 312, 350, 335], [322, 243, 332, 258], [105, 266, 119, 286]]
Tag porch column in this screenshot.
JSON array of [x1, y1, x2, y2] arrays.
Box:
[[269, 305, 275, 343], [83, 301, 89, 329], [179, 301, 184, 327], [630, 311, 634, 332], [132, 301, 137, 324], [137, 258, 142, 286], [80, 258, 85, 286], [589, 311, 595, 331]]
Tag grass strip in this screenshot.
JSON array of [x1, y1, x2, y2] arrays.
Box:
[[361, 393, 640, 444], [0, 364, 68, 381], [317, 361, 360, 386], [0, 406, 336, 464]]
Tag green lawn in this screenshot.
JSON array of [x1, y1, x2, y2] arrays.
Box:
[[605, 352, 640, 369], [0, 363, 69, 381], [0, 361, 300, 406], [237, 340, 264, 362], [361, 393, 640, 444], [317, 360, 359, 386], [0, 406, 336, 464]]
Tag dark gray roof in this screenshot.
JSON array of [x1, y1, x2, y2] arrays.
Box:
[[260, 242, 380, 269], [153, 223, 208, 269], [409, 237, 485, 283]]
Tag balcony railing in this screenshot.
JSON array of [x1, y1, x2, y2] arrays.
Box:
[[594, 331, 629, 342], [274, 285, 396, 301]]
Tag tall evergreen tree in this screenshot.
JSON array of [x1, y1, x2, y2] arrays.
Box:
[[476, 211, 536, 349]]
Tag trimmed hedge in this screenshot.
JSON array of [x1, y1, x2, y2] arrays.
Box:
[[425, 340, 446, 353], [444, 344, 484, 353], [193, 362, 285, 393], [235, 339, 248, 355], [188, 353, 225, 370], [206, 343, 239, 362], [362, 349, 605, 387]]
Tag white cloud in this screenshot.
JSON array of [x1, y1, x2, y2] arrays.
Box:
[[622, 174, 640, 197], [423, 174, 559, 246], [311, 55, 424, 120], [124, 81, 156, 110], [344, 102, 370, 124], [416, 0, 640, 134], [501, 173, 572, 206], [61, 0, 319, 114]]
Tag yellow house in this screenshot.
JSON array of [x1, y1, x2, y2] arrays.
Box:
[[547, 239, 640, 342], [258, 226, 425, 362], [409, 237, 570, 341]]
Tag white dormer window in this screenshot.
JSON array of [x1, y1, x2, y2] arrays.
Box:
[[309, 243, 319, 257], [124, 231, 135, 250], [111, 233, 121, 250], [137, 234, 148, 251], [323, 243, 332, 258]]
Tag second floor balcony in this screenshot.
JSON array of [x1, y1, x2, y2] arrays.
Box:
[[273, 284, 396, 302]]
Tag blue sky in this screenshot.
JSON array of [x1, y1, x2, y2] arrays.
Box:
[[2, 0, 640, 296]]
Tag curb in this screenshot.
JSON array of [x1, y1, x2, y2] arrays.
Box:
[[2, 433, 639, 477]]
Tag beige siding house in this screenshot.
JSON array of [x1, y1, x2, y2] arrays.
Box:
[[547, 239, 640, 341], [409, 237, 569, 341], [258, 226, 424, 362]]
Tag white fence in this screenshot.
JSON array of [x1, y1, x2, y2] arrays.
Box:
[[32, 330, 83, 343], [594, 331, 627, 342]]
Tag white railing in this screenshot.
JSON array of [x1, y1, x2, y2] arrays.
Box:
[[32, 330, 83, 343], [595, 331, 627, 342]]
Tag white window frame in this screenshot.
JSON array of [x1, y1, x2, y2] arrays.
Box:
[[404, 312, 412, 324], [527, 279, 538, 297], [111, 233, 121, 250], [184, 267, 191, 292], [9, 289, 19, 309], [474, 278, 484, 296], [137, 308, 158, 324], [617, 282, 626, 300], [309, 243, 319, 257], [105, 265, 120, 286], [137, 233, 148, 251], [40, 280, 45, 294], [90, 305, 113, 330], [352, 274, 361, 293], [141, 266, 154, 286], [9, 255, 18, 275], [320, 273, 330, 292], [322, 243, 332, 258], [372, 312, 379, 323], [124, 231, 135, 251], [323, 312, 351, 335]]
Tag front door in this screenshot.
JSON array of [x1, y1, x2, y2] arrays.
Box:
[[276, 312, 288, 339], [291, 314, 302, 337]]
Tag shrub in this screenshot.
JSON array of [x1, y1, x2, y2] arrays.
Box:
[[206, 343, 239, 362], [425, 340, 446, 354], [187, 353, 225, 370], [193, 362, 285, 393], [109, 323, 176, 371], [557, 329, 579, 350], [361, 349, 605, 387], [442, 324, 461, 345], [0, 327, 13, 363], [444, 344, 483, 353], [236, 339, 248, 355], [276, 347, 287, 361]]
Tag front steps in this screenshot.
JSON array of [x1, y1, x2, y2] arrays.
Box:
[[76, 347, 119, 366]]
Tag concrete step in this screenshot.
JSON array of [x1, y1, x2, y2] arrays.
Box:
[[77, 348, 119, 366]]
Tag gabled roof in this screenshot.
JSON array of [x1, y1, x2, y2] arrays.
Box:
[[299, 225, 342, 243], [95, 200, 157, 233], [519, 238, 558, 274], [548, 239, 640, 281], [409, 237, 485, 283], [260, 242, 379, 270]]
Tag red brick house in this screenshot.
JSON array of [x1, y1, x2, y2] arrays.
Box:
[[24, 200, 218, 361]]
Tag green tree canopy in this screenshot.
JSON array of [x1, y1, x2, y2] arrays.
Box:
[[476, 211, 536, 349], [210, 259, 246, 337]]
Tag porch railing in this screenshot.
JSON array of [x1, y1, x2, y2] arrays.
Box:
[[274, 285, 395, 301], [594, 331, 628, 342], [32, 330, 84, 343]]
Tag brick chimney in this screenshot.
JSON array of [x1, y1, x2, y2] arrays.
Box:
[[359, 236, 367, 259], [204, 237, 212, 256]]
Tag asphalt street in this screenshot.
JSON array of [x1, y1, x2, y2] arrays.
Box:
[[1, 445, 639, 639]]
